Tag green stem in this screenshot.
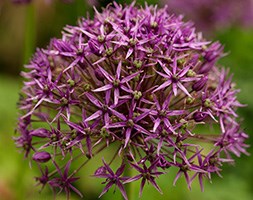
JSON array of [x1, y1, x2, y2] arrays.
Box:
[[23, 3, 36, 64], [76, 0, 85, 19], [124, 165, 134, 200], [15, 5, 36, 199]]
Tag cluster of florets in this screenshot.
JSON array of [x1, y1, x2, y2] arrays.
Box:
[[162, 0, 253, 32], [15, 2, 249, 199]]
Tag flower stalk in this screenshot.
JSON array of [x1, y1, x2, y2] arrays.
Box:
[[23, 2, 36, 64], [123, 165, 133, 200]]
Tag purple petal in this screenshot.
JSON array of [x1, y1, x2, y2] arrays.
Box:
[[85, 93, 102, 108], [98, 66, 113, 82], [85, 110, 102, 122], [153, 118, 161, 132], [130, 162, 144, 172], [157, 138, 163, 155], [104, 113, 110, 126], [63, 58, 81, 73], [66, 121, 85, 134], [107, 122, 127, 129], [124, 174, 142, 184], [78, 29, 97, 39], [134, 124, 150, 135], [116, 61, 122, 79], [121, 71, 142, 83], [116, 182, 128, 200], [116, 164, 126, 176], [149, 177, 163, 194], [69, 184, 83, 198], [199, 174, 204, 192], [64, 160, 72, 178], [121, 85, 133, 93], [93, 57, 106, 65], [134, 111, 150, 122], [102, 159, 114, 175], [152, 80, 172, 93], [153, 95, 161, 110], [167, 110, 185, 116], [105, 90, 111, 104], [21, 97, 45, 119], [86, 136, 92, 157], [155, 70, 170, 78], [52, 160, 63, 177], [108, 107, 127, 121], [172, 83, 178, 96], [126, 48, 133, 59], [124, 128, 132, 148], [171, 58, 177, 75], [184, 171, 191, 190], [139, 178, 146, 197], [93, 84, 112, 92], [173, 171, 182, 186], [114, 88, 120, 105], [178, 64, 191, 77], [99, 181, 114, 198], [162, 64, 173, 76]]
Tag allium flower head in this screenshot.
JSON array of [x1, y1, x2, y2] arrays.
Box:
[[15, 2, 249, 199]]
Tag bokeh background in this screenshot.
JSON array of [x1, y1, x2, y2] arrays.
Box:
[[0, 0, 253, 199]]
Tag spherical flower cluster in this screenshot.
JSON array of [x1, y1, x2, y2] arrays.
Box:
[[15, 2, 249, 199], [162, 0, 253, 32]]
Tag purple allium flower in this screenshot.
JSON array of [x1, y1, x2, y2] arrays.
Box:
[[124, 160, 164, 197], [94, 159, 128, 200], [162, 0, 253, 33], [48, 160, 83, 198], [15, 2, 249, 199]]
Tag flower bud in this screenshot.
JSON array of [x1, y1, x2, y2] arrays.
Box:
[[88, 40, 100, 56], [94, 166, 106, 176], [204, 42, 223, 62], [32, 152, 51, 163], [192, 76, 208, 91], [198, 62, 215, 74], [30, 128, 50, 138], [193, 111, 207, 122], [95, 68, 105, 81]]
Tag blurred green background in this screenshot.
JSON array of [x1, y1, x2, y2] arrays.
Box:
[[0, 0, 252, 199]]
